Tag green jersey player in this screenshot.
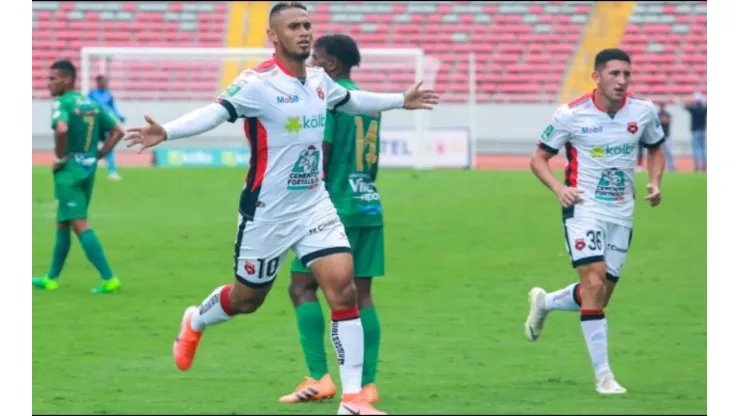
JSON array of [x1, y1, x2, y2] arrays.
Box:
[[32, 60, 125, 294], [280, 34, 384, 404]]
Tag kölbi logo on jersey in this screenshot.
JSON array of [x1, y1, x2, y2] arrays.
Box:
[[285, 114, 327, 133], [590, 144, 636, 158]]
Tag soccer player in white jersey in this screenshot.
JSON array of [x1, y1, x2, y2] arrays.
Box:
[[525, 48, 666, 395], [123, 2, 438, 414]]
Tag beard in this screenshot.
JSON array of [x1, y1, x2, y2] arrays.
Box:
[[278, 39, 311, 62], [285, 48, 310, 62]]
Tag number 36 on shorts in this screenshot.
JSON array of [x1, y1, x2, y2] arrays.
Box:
[[563, 217, 633, 281]]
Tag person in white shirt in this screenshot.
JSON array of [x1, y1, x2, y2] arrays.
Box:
[[525, 48, 666, 395], [124, 2, 437, 414]]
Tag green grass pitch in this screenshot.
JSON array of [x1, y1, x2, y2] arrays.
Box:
[[32, 167, 706, 414]]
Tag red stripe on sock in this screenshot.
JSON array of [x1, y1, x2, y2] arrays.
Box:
[[220, 285, 235, 316], [580, 308, 604, 316], [331, 306, 359, 321]]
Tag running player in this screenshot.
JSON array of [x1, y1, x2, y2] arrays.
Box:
[[123, 2, 437, 414], [279, 34, 384, 404], [525, 48, 666, 394], [33, 60, 125, 294]]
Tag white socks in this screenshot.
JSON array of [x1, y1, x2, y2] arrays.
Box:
[[331, 308, 364, 395], [580, 310, 611, 377], [545, 282, 581, 312], [190, 285, 235, 332]]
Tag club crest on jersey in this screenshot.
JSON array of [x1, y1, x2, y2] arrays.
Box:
[[316, 87, 325, 101], [627, 122, 639, 134]]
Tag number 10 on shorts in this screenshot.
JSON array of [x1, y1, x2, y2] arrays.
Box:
[[239, 256, 283, 286]]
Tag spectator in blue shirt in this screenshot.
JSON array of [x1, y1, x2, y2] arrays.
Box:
[[684, 92, 707, 172], [88, 75, 125, 180]]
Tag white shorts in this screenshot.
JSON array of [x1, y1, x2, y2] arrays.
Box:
[[563, 217, 633, 282], [233, 205, 351, 288]]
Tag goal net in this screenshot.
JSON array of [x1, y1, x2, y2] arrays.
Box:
[[81, 46, 472, 169]]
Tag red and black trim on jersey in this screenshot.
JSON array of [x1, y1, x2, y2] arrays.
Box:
[[239, 117, 268, 219], [562, 142, 579, 219]]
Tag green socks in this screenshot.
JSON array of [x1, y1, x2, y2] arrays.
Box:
[[47, 229, 72, 279], [296, 302, 382, 386], [296, 301, 329, 380], [360, 306, 381, 386], [78, 229, 114, 280]]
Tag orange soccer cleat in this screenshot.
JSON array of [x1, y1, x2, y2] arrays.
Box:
[[361, 383, 379, 403], [338, 393, 386, 415], [173, 306, 203, 371], [279, 374, 337, 403]]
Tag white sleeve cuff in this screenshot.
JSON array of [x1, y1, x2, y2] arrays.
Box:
[[163, 103, 231, 141], [335, 91, 404, 114]]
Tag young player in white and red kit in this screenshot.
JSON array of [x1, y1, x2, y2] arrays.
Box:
[[525, 48, 666, 395], [123, 2, 438, 415]]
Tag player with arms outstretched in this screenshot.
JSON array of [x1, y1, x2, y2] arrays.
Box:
[[279, 34, 385, 404], [124, 3, 437, 414], [33, 60, 125, 294], [525, 49, 666, 394]]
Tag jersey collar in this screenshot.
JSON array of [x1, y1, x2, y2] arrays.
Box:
[[590, 89, 627, 113], [272, 54, 297, 78]]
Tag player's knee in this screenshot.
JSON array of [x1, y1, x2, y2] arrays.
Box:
[[354, 278, 374, 309], [581, 275, 607, 302], [288, 273, 319, 306], [228, 283, 270, 314], [70, 219, 89, 235], [324, 277, 357, 311]]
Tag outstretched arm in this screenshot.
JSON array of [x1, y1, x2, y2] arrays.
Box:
[[326, 76, 438, 115], [162, 103, 231, 140]]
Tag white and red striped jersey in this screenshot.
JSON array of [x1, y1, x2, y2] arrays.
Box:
[[217, 58, 351, 222], [537, 91, 665, 226]]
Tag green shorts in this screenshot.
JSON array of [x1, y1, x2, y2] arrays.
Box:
[[291, 226, 385, 278], [54, 163, 96, 222]]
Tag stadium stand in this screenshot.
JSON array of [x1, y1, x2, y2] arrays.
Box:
[[31, 1, 706, 103], [619, 1, 707, 102]]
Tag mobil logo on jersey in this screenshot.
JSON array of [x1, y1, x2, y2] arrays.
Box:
[[590, 144, 636, 158], [581, 126, 603, 134], [276, 95, 299, 104]]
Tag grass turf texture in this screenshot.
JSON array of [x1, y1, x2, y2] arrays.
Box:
[[32, 167, 706, 414]]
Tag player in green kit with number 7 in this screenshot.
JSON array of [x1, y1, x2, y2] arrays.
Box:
[[279, 34, 385, 404], [32, 60, 125, 294]]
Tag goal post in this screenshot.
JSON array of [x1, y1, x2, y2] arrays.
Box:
[[81, 46, 474, 170]]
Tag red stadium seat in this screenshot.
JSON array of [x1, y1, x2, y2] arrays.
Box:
[[31, 1, 704, 104]]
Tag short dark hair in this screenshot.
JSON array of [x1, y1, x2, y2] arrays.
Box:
[[594, 48, 631, 71], [51, 59, 77, 83], [315, 34, 362, 70], [95, 74, 106, 82], [269, 1, 307, 22]]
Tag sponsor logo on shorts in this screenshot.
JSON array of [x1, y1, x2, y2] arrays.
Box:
[[575, 238, 586, 251], [608, 244, 628, 253], [308, 217, 339, 235], [330, 321, 345, 365]]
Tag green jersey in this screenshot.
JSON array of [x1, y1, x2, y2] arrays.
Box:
[[51, 91, 118, 159], [324, 79, 383, 228]]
